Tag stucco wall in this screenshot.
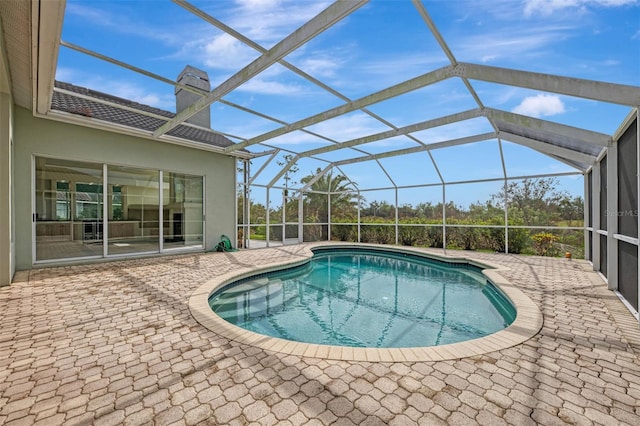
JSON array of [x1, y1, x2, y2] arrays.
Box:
[[0, 93, 13, 285], [13, 107, 237, 270], [0, 15, 15, 285]]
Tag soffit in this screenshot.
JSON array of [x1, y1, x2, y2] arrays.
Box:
[[0, 0, 32, 108]]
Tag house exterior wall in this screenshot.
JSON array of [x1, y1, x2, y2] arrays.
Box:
[[0, 93, 13, 285], [0, 16, 15, 285], [13, 107, 236, 270]]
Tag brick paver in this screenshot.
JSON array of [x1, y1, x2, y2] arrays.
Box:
[[1, 244, 639, 424]]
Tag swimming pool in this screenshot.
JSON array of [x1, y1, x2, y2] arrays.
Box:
[[209, 247, 516, 348]]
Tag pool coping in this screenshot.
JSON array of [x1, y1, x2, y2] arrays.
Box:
[[188, 243, 543, 362]]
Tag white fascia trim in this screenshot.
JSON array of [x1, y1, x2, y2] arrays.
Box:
[[33, 0, 65, 115]]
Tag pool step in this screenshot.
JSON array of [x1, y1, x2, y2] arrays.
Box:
[[211, 278, 299, 320]]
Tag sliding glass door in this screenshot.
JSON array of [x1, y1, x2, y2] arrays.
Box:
[[107, 166, 160, 255], [163, 172, 203, 250], [35, 157, 104, 261], [34, 156, 204, 263]]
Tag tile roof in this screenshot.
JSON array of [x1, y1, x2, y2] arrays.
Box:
[[51, 81, 236, 149]]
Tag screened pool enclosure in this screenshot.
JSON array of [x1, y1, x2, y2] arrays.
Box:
[[12, 0, 640, 313]]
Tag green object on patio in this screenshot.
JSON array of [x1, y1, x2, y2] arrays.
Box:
[[216, 235, 237, 252]]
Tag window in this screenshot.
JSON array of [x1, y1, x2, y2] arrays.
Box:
[[35, 156, 204, 262]]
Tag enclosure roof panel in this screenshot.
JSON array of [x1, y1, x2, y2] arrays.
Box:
[[2, 0, 638, 189], [493, 119, 604, 157]]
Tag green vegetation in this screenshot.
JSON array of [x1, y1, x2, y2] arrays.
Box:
[[531, 232, 561, 257], [239, 167, 584, 258]]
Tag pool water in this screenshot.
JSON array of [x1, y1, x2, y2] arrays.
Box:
[[209, 249, 516, 348]]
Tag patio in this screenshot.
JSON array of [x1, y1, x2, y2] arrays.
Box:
[[1, 245, 639, 425]]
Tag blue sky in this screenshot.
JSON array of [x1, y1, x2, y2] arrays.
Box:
[[57, 0, 639, 207]]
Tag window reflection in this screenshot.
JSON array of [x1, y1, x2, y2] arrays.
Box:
[[35, 157, 103, 260], [34, 156, 205, 262], [107, 166, 160, 255], [163, 172, 203, 249]]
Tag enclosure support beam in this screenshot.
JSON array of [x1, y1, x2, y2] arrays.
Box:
[[298, 196, 304, 244], [328, 191, 332, 242], [504, 180, 509, 254], [462, 62, 640, 107], [592, 159, 601, 272], [226, 64, 457, 152], [282, 190, 286, 247], [357, 190, 361, 243], [584, 172, 590, 262], [297, 109, 483, 158], [607, 143, 618, 290], [267, 155, 300, 189], [250, 149, 279, 185], [299, 165, 333, 193], [395, 188, 399, 246], [266, 189, 270, 248], [546, 154, 590, 173], [499, 132, 594, 168], [155, 0, 367, 138], [331, 133, 496, 167], [244, 160, 250, 249], [442, 184, 447, 255], [485, 108, 611, 147]]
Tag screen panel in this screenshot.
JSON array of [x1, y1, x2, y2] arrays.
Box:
[[618, 240, 638, 311], [599, 157, 607, 231], [617, 118, 638, 237]]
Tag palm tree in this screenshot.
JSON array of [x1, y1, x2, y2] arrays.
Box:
[[300, 168, 359, 223]]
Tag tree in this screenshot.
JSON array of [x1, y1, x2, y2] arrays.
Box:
[[300, 168, 359, 223], [492, 178, 571, 226], [276, 154, 299, 197], [415, 202, 439, 220], [558, 195, 584, 225]]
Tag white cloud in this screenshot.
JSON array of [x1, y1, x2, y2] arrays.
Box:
[[235, 0, 283, 11], [55, 67, 174, 110], [54, 67, 77, 82], [306, 113, 390, 142], [225, 0, 332, 45], [65, 3, 180, 44], [512, 94, 566, 117], [237, 78, 306, 95], [298, 57, 341, 78], [456, 25, 573, 63], [523, 0, 637, 17], [481, 54, 498, 63], [202, 33, 259, 70], [98, 82, 175, 110]]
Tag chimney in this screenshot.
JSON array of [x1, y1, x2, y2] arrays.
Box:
[[175, 65, 211, 128]]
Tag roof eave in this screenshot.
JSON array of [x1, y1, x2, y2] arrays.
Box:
[[32, 0, 65, 115]]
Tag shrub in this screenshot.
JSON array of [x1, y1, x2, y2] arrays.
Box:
[[399, 226, 419, 246], [304, 224, 326, 242], [531, 232, 560, 256], [426, 226, 443, 248], [507, 228, 530, 254], [331, 224, 356, 242]]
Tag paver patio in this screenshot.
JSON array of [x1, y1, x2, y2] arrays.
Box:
[[1, 244, 639, 425]]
